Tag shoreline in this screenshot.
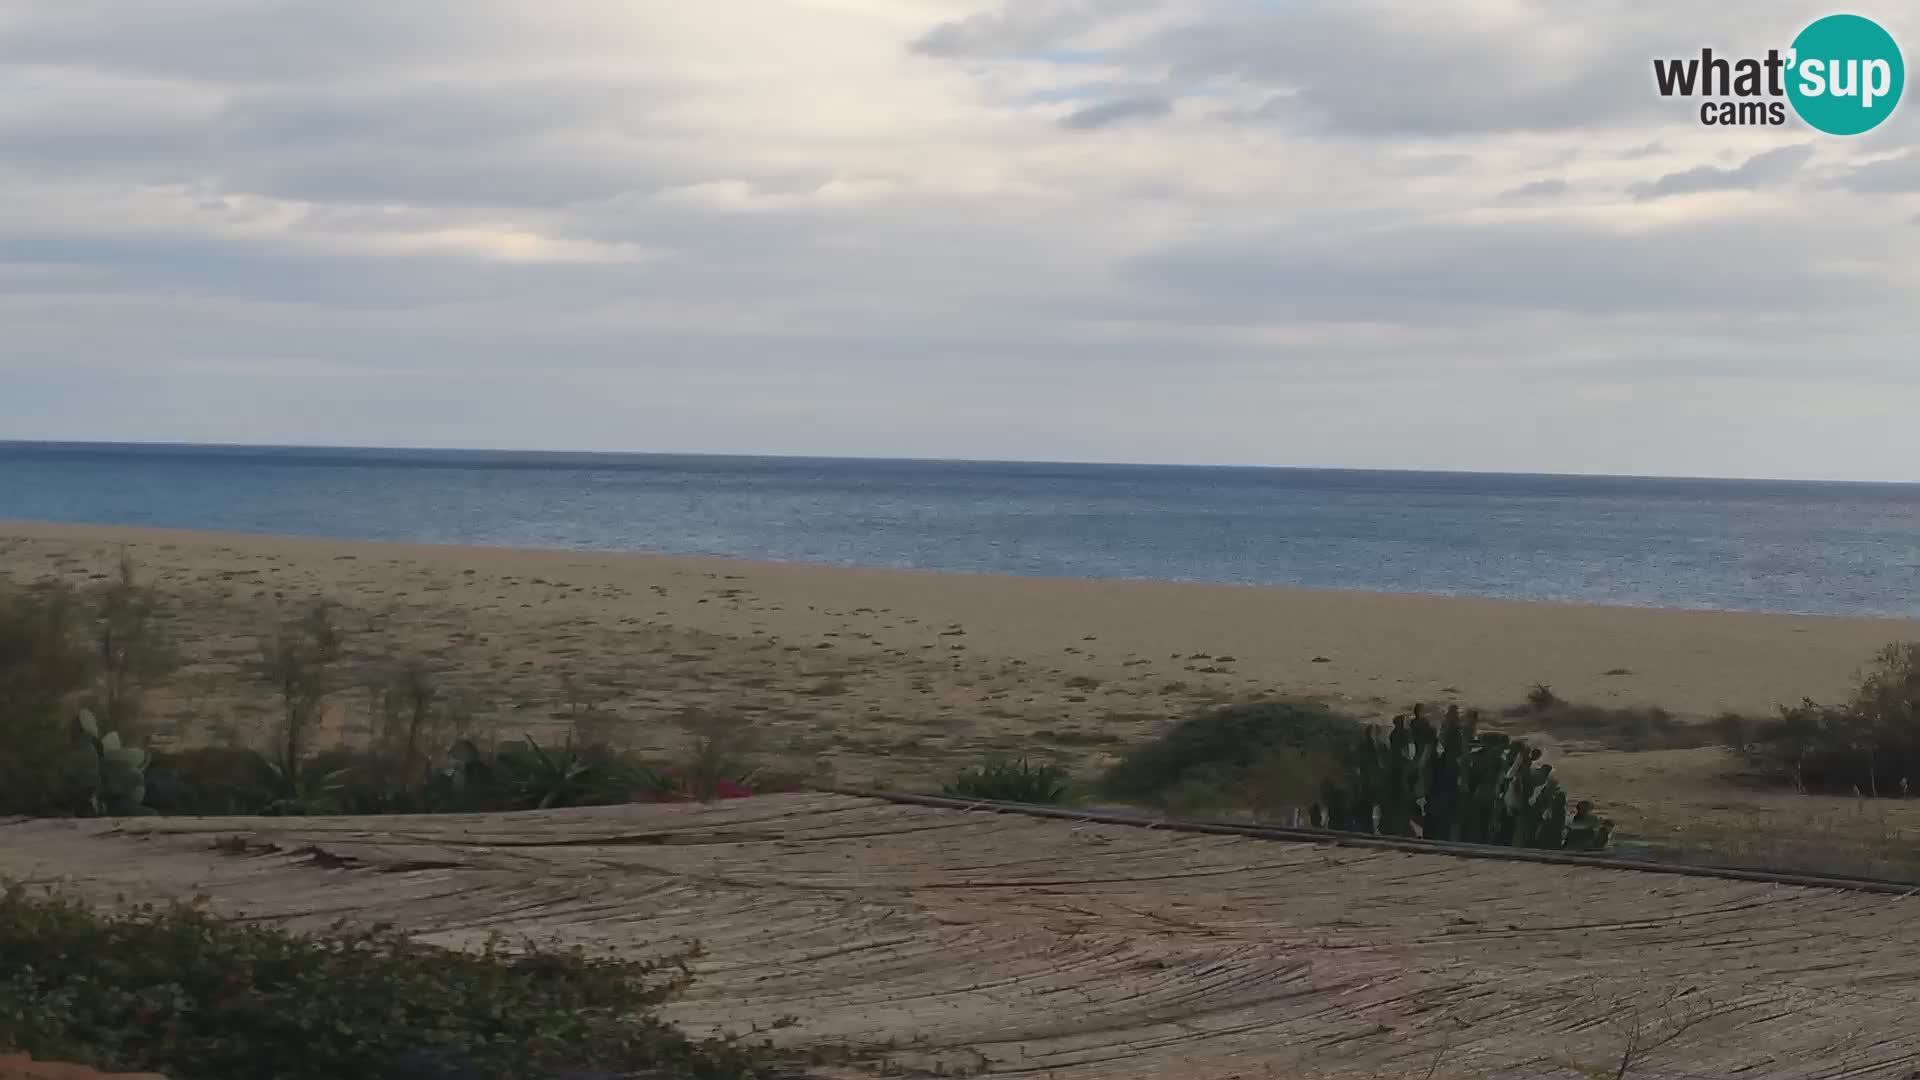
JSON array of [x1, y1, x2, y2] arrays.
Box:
[[2, 516, 1911, 624]]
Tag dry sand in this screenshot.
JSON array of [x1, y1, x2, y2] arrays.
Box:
[[5, 795, 1919, 1079], [5, 519, 1920, 863]]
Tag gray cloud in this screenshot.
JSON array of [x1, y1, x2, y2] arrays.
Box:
[[0, 3, 511, 82], [1837, 150, 1920, 193], [1628, 144, 1814, 200], [1496, 178, 1572, 202], [1061, 96, 1171, 129], [912, 0, 1154, 58], [1144, 13, 1652, 135], [1122, 215, 1895, 321]]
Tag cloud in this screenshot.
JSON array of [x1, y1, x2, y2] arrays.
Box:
[[1061, 96, 1171, 129], [1496, 178, 1572, 202], [1628, 144, 1815, 200], [911, 0, 1158, 58], [1837, 150, 1920, 193], [1122, 215, 1894, 321], [0, 0, 1917, 481]]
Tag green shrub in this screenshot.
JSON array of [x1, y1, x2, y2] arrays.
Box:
[[1096, 701, 1355, 807], [944, 757, 1072, 803], [0, 883, 773, 1080], [1312, 704, 1613, 851], [1, 563, 184, 818], [254, 601, 345, 790], [1726, 642, 1920, 795], [148, 737, 677, 817], [80, 553, 178, 740], [0, 583, 103, 816], [146, 747, 279, 816]]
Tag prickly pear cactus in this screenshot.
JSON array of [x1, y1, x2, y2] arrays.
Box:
[[1311, 704, 1614, 851], [75, 708, 156, 817]]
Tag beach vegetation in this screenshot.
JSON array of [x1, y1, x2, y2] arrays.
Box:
[[1096, 700, 1355, 810], [80, 552, 177, 740], [1719, 641, 1920, 796], [0, 581, 96, 815], [0, 883, 776, 1080], [943, 756, 1073, 803], [675, 714, 762, 802], [0, 564, 179, 818], [1311, 704, 1614, 850], [1525, 682, 1561, 711], [254, 600, 344, 792], [1500, 691, 1714, 752]]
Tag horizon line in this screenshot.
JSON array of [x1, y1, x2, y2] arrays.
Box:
[[2, 437, 1916, 489]]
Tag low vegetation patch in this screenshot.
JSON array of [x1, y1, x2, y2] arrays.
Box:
[[943, 757, 1072, 804], [1091, 700, 1612, 849], [3, 567, 774, 819], [1719, 642, 1920, 796], [1095, 701, 1354, 815], [1, 567, 172, 818], [1499, 684, 1713, 752], [0, 884, 774, 1080]]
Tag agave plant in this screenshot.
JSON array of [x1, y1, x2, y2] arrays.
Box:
[[257, 753, 351, 816], [496, 734, 597, 810], [943, 757, 1072, 804]]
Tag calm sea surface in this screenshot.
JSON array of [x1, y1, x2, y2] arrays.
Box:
[[2, 442, 1916, 618]]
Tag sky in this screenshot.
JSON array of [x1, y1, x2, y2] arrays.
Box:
[[1, 1, 1917, 481]]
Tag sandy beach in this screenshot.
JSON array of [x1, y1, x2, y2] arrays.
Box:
[[5, 519, 1911, 721], [6, 519, 1920, 861]]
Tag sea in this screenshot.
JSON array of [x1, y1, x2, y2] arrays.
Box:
[[1, 441, 1916, 618]]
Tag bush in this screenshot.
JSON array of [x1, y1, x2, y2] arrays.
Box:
[[0, 883, 773, 1080], [1726, 642, 1920, 795], [1501, 694, 1709, 752], [146, 747, 279, 816], [254, 601, 345, 792], [147, 737, 688, 817], [1096, 701, 1355, 808], [80, 553, 178, 740], [1312, 704, 1614, 851], [0, 584, 111, 816], [943, 757, 1072, 803]]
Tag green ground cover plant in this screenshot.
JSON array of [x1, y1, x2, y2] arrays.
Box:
[[943, 757, 1072, 803], [1095, 700, 1355, 813], [0, 884, 776, 1080]]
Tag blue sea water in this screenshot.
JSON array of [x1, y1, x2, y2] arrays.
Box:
[[1, 441, 1917, 618]]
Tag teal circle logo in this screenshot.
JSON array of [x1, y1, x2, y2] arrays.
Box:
[[1787, 14, 1904, 135]]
